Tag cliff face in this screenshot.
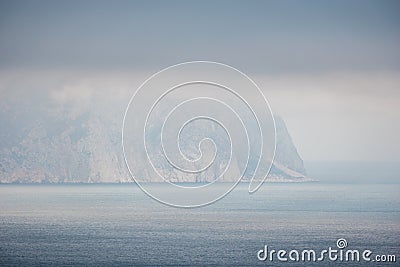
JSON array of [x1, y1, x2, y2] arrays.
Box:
[[270, 116, 309, 181], [0, 92, 310, 183]]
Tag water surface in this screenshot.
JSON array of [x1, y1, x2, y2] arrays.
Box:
[[0, 183, 399, 266]]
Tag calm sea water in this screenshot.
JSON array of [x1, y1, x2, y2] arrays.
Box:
[[0, 183, 399, 266]]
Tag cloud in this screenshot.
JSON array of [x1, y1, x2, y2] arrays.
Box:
[[255, 71, 400, 161], [0, 1, 399, 161]]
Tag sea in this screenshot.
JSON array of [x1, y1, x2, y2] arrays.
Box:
[[0, 181, 399, 266]]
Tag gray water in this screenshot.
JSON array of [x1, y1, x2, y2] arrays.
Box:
[[0, 183, 399, 266]]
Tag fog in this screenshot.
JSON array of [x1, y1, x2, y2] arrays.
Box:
[[1, 0, 399, 162]]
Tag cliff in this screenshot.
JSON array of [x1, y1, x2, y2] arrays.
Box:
[[0, 91, 311, 183]]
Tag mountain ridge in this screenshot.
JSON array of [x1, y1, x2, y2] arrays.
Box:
[[0, 91, 312, 183]]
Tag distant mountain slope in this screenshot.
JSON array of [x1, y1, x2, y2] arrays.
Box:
[[0, 91, 311, 183]]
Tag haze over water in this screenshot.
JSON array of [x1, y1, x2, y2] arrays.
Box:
[[1, 1, 399, 266], [1, 181, 399, 266]]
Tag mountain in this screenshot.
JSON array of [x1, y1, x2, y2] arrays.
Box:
[[0, 88, 312, 183], [269, 116, 310, 181]]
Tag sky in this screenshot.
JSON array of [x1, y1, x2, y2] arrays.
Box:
[[0, 0, 399, 161]]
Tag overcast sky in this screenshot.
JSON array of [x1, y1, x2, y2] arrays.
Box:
[[1, 0, 399, 161]]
